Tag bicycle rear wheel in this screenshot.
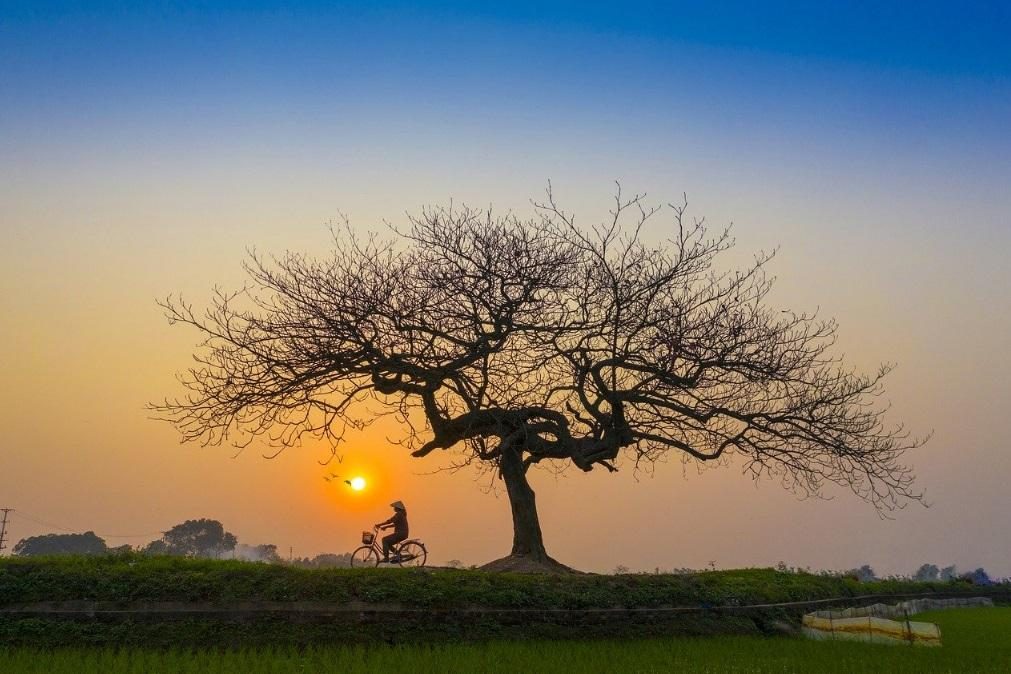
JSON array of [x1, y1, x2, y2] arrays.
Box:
[[351, 545, 379, 568], [397, 541, 427, 568]]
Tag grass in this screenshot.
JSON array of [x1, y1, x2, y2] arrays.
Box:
[[3, 555, 1006, 648], [0, 607, 1008, 673], [1, 554, 1000, 609]]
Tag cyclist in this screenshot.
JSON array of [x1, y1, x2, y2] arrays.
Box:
[[376, 500, 409, 562]]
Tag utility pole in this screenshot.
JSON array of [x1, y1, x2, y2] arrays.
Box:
[[0, 509, 12, 555]]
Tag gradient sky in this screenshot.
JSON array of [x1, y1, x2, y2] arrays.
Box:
[[2, 2, 1009, 575]]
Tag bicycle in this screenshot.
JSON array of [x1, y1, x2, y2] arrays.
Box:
[[350, 526, 427, 568]]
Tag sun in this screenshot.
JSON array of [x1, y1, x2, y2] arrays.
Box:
[[349, 476, 366, 491]]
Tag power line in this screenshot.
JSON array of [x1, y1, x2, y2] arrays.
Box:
[[10, 510, 164, 539]]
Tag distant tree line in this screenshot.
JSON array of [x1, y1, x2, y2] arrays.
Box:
[[11, 518, 347, 565], [600, 561, 1002, 585], [839, 563, 995, 586], [10, 524, 1003, 583]]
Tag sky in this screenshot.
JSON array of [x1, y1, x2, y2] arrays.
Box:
[[1, 2, 1009, 575]]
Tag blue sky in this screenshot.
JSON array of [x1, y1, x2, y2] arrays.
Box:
[[4, 1, 1008, 209], [4, 2, 1010, 76], [4, 2, 1008, 139]]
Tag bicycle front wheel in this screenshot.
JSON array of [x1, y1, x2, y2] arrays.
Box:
[[351, 545, 379, 568], [397, 541, 427, 568]]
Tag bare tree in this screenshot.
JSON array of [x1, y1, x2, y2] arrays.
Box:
[[153, 186, 925, 571]]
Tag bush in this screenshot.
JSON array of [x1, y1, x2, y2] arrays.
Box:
[[1, 555, 1005, 609]]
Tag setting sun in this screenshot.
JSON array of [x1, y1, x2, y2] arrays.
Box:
[[349, 476, 366, 491]]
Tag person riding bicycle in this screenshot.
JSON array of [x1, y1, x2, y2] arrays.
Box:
[[376, 500, 409, 562]]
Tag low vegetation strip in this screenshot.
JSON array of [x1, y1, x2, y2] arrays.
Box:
[[2, 556, 1006, 647], [1, 594, 1005, 618], [2, 555, 1006, 609], [1, 608, 1009, 673]]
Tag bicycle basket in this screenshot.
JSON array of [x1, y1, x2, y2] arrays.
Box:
[[361, 531, 375, 545]]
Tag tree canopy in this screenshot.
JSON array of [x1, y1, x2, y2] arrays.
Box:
[[144, 518, 237, 558], [13, 531, 108, 556], [914, 563, 940, 582], [154, 186, 924, 570]]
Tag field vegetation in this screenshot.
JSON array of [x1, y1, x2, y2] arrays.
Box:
[[2, 555, 1006, 650], [2, 554, 1000, 609], [0, 607, 1008, 673]]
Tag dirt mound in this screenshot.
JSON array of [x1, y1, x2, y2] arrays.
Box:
[[479, 554, 580, 574]]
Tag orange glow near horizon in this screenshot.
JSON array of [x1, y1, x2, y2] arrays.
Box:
[[2, 108, 1009, 575]]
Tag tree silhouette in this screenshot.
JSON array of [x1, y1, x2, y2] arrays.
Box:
[[961, 568, 992, 586], [13, 531, 108, 556], [144, 519, 237, 558], [153, 186, 924, 570], [848, 564, 878, 582], [913, 563, 940, 582]]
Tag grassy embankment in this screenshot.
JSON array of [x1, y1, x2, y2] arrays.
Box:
[[1, 553, 996, 606], [1, 554, 1006, 647], [0, 607, 1008, 673]]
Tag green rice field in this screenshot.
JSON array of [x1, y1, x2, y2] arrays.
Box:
[[1, 607, 1008, 673]]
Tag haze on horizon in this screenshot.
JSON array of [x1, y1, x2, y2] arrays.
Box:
[[1, 2, 1009, 576]]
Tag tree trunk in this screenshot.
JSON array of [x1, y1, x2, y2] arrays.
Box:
[[499, 446, 549, 561]]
